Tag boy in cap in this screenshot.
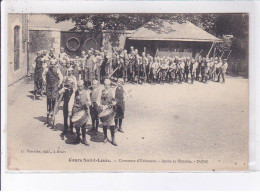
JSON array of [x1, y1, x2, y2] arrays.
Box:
[[98, 79, 118, 146], [68, 80, 91, 145], [48, 48, 57, 61], [190, 58, 198, 84], [184, 57, 191, 82], [216, 58, 223, 82], [42, 50, 49, 69], [89, 79, 101, 135], [85, 50, 95, 87], [59, 47, 68, 64], [115, 78, 125, 133], [32, 51, 44, 100], [219, 59, 228, 83], [60, 67, 77, 139], [80, 51, 87, 81]]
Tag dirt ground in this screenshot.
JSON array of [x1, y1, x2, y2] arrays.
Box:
[[6, 76, 248, 171]]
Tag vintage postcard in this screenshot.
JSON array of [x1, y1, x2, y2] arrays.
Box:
[[6, 12, 249, 171]]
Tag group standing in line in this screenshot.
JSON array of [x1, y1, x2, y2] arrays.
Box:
[[32, 45, 228, 146]]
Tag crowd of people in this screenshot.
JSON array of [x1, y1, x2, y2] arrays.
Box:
[[32, 45, 228, 146]]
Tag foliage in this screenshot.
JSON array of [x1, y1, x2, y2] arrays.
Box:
[[49, 13, 248, 60], [49, 13, 217, 34]]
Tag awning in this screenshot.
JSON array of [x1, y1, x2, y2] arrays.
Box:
[[127, 20, 222, 43]]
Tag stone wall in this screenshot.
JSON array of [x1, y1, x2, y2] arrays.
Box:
[[28, 28, 61, 74]]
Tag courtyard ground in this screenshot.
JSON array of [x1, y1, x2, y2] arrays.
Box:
[[6, 76, 248, 171]]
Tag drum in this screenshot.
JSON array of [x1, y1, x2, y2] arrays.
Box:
[[71, 110, 88, 128], [161, 65, 168, 70], [99, 108, 115, 123]]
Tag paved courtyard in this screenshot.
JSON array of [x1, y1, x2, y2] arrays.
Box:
[[7, 76, 248, 171]]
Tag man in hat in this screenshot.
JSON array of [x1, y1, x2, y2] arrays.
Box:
[[196, 56, 202, 81], [150, 57, 160, 83], [130, 46, 135, 56], [135, 49, 141, 84], [121, 49, 129, 82], [85, 50, 95, 87], [168, 58, 176, 83], [68, 80, 91, 145], [112, 49, 119, 77], [99, 49, 108, 84], [60, 67, 77, 140], [80, 51, 87, 81], [57, 59, 66, 77], [190, 58, 198, 84], [93, 50, 101, 81], [179, 58, 185, 84], [141, 52, 148, 83], [98, 79, 118, 146], [216, 58, 223, 82], [218, 59, 228, 83], [89, 79, 101, 135], [184, 57, 191, 82], [42, 50, 49, 69], [200, 57, 207, 83], [159, 57, 169, 83], [114, 78, 125, 133], [59, 47, 68, 64], [128, 53, 135, 83], [72, 57, 81, 81], [146, 54, 153, 83], [32, 51, 44, 100], [42, 59, 63, 122], [48, 48, 57, 61]]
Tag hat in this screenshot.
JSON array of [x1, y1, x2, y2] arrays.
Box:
[[77, 80, 84, 87], [118, 78, 124, 83], [50, 59, 57, 65], [104, 79, 111, 85], [67, 67, 73, 72], [92, 79, 99, 85]]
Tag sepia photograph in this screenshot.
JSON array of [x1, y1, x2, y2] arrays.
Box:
[[6, 12, 249, 171]]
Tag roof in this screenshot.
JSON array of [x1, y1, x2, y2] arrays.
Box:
[[127, 20, 222, 42], [29, 14, 75, 31]]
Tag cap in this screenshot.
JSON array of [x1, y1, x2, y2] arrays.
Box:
[[104, 79, 111, 85], [77, 80, 84, 87], [92, 79, 99, 85], [118, 78, 124, 83]]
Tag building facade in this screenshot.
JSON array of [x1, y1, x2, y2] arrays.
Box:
[[8, 14, 29, 86]]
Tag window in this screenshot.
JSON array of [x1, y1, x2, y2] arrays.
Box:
[[14, 25, 20, 71]]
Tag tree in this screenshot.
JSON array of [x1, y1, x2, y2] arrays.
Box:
[[49, 13, 217, 34]]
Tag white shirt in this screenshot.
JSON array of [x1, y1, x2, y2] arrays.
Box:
[[63, 75, 78, 90]]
